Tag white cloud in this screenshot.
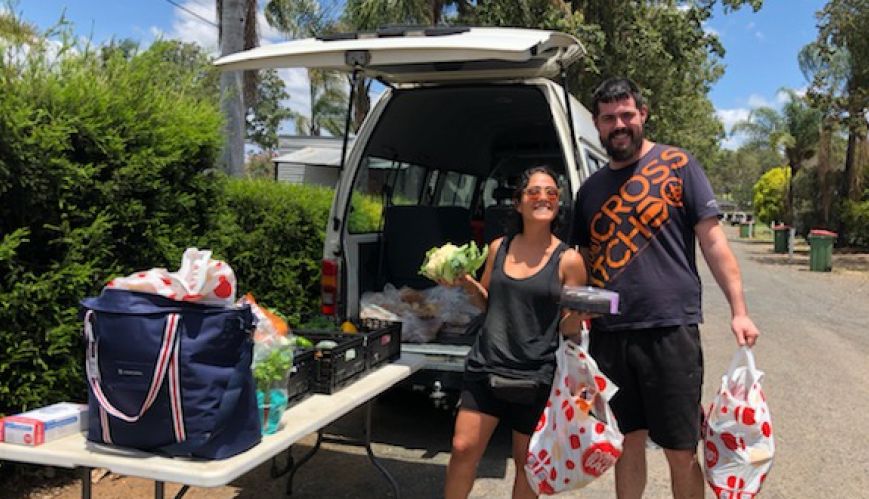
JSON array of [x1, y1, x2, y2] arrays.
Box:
[[754, 31, 765, 41], [745, 22, 756, 30], [716, 107, 751, 150], [703, 24, 720, 37], [163, 0, 218, 52], [747, 94, 773, 109]]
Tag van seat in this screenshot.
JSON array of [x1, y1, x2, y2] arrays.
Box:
[[381, 205, 472, 289]]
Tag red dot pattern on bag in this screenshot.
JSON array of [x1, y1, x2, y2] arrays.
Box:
[[742, 407, 756, 425], [761, 421, 771, 437], [705, 441, 719, 468], [581, 442, 620, 477], [565, 459, 575, 470], [721, 432, 739, 451], [138, 272, 146, 278], [561, 399, 575, 421], [580, 427, 586, 434], [162, 278, 172, 286], [555, 388, 561, 397], [107, 280, 115, 287], [539, 481, 555, 495], [214, 275, 232, 298], [594, 375, 606, 392], [721, 406, 727, 413], [569, 434, 580, 449], [550, 467, 557, 481], [579, 352, 586, 359], [182, 293, 203, 301], [595, 422, 605, 434]]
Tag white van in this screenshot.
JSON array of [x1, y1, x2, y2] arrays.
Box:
[[217, 26, 608, 404]]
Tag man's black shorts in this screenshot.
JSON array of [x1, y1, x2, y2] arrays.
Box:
[[590, 324, 703, 450], [459, 373, 550, 436]]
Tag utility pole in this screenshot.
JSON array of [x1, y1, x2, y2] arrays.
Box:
[[219, 0, 245, 177]]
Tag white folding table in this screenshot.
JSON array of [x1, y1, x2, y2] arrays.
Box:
[[0, 354, 425, 499]]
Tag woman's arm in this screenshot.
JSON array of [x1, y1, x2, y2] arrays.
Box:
[[558, 248, 588, 337]]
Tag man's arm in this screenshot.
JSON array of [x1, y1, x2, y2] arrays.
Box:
[[695, 217, 759, 346]]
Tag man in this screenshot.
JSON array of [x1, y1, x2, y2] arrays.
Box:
[[571, 77, 760, 499]]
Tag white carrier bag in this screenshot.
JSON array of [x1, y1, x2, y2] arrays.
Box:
[[704, 346, 775, 498], [524, 327, 624, 495]]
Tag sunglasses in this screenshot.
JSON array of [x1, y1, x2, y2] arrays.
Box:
[[523, 186, 560, 201]]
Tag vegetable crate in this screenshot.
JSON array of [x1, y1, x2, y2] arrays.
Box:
[[356, 318, 402, 370], [297, 332, 366, 394], [286, 347, 316, 407]]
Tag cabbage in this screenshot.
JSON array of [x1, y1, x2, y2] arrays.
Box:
[[419, 241, 488, 282]]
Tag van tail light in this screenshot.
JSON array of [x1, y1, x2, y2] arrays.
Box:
[[321, 258, 339, 316]]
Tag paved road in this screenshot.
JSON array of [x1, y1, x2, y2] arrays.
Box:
[[18, 227, 869, 498]]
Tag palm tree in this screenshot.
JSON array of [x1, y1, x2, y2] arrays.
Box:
[[732, 90, 822, 226], [265, 0, 349, 136]]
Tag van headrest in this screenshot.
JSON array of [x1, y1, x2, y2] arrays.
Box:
[[492, 186, 514, 202]]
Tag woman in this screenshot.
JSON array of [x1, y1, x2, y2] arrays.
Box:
[[443, 166, 588, 499]]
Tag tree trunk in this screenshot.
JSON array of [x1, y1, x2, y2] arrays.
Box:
[[352, 77, 370, 133], [817, 122, 833, 226], [219, 0, 246, 177]]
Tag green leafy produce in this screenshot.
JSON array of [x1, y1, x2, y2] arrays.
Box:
[[419, 242, 488, 282], [253, 348, 292, 396], [291, 335, 313, 348]]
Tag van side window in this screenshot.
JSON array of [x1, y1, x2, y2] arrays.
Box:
[[585, 152, 605, 173], [436, 171, 476, 208], [347, 157, 428, 233]]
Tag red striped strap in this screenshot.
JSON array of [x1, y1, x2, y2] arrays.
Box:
[[84, 310, 180, 423]]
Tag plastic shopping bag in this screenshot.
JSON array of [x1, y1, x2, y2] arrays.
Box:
[[107, 248, 236, 306], [525, 330, 624, 495], [704, 347, 774, 498]]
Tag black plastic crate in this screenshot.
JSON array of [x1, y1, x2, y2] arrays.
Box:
[[356, 318, 402, 370], [296, 332, 366, 394], [286, 347, 315, 407]]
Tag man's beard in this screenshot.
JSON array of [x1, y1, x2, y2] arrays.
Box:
[[603, 127, 644, 162]]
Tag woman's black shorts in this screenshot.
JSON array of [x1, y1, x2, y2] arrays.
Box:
[[459, 373, 551, 436]]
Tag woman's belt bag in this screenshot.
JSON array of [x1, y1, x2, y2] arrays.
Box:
[[81, 289, 260, 459]]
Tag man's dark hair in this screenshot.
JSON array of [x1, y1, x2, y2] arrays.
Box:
[[591, 77, 645, 117]]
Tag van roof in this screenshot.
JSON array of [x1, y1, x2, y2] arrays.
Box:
[[214, 26, 584, 83]]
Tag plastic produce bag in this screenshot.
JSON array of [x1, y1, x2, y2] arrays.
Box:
[[525, 329, 624, 495], [704, 347, 774, 498]]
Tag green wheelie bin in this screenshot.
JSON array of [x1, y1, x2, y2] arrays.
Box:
[[808, 229, 837, 272], [772, 225, 790, 254]]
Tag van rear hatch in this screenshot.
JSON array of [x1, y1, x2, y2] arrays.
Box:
[[214, 26, 584, 83]]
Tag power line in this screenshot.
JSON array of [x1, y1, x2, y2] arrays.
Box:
[[163, 0, 219, 28]]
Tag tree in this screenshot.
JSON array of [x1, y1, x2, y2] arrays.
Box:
[[752, 167, 789, 225], [731, 90, 822, 225], [218, 0, 248, 176], [265, 0, 348, 136], [247, 69, 294, 150], [460, 1, 765, 169], [802, 0, 869, 243]]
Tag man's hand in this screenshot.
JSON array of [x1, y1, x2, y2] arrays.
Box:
[[732, 314, 759, 347]]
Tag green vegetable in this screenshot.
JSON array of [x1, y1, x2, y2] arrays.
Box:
[[419, 241, 488, 282], [253, 347, 293, 397], [292, 335, 313, 348]]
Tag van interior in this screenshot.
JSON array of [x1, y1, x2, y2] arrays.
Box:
[[346, 84, 574, 334]]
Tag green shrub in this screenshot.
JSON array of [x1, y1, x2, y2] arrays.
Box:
[[210, 179, 334, 327], [0, 37, 224, 414], [752, 167, 789, 225], [842, 200, 869, 248]]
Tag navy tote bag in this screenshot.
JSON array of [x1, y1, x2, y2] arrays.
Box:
[[81, 288, 261, 459]]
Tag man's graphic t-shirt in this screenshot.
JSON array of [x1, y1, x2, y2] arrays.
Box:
[[572, 144, 720, 331]]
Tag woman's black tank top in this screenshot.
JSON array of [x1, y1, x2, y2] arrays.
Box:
[[466, 237, 567, 384]]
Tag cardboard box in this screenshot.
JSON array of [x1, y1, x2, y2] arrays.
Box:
[[1, 402, 88, 446]]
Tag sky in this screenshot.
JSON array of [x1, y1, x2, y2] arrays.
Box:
[[14, 0, 829, 148]]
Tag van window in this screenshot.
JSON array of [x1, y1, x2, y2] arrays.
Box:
[[436, 171, 477, 208], [347, 156, 428, 233], [585, 152, 605, 173]]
